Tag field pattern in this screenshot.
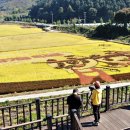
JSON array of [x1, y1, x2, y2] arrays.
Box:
[[0, 24, 130, 92]]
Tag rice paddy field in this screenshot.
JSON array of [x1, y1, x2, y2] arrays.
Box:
[[0, 24, 130, 93]]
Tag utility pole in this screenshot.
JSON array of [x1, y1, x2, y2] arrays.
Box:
[[84, 12, 86, 24], [51, 12, 53, 24]]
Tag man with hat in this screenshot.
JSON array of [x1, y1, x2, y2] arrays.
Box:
[[91, 81, 102, 126]]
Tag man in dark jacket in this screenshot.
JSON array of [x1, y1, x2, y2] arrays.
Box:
[[67, 88, 83, 118]]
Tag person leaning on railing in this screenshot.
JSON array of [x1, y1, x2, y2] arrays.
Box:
[[91, 81, 102, 126], [67, 88, 83, 119]]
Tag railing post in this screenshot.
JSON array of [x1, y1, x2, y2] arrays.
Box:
[[35, 98, 41, 129], [71, 109, 77, 130], [46, 114, 53, 130], [105, 86, 110, 111]]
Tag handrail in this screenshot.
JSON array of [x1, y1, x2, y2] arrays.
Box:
[[73, 113, 83, 130], [0, 119, 43, 130], [43, 91, 90, 101], [0, 102, 35, 109], [43, 95, 68, 101], [46, 113, 70, 130], [71, 109, 83, 130], [53, 114, 69, 119]]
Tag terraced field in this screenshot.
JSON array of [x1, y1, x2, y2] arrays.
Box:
[[0, 24, 130, 93]]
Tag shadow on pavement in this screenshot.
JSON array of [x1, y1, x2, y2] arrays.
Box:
[[81, 122, 94, 127]]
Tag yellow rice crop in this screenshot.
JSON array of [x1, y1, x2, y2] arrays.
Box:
[[0, 24, 130, 83]]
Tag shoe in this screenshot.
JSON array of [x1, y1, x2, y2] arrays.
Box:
[[98, 120, 101, 123], [94, 119, 101, 123], [92, 121, 99, 126]]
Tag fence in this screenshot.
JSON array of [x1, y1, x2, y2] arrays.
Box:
[[0, 84, 130, 129], [0, 119, 43, 130], [46, 109, 83, 130], [109, 85, 130, 110], [0, 102, 37, 127], [71, 109, 83, 130], [46, 114, 70, 130]]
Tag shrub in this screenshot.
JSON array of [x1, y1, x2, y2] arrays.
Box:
[[92, 24, 129, 39]]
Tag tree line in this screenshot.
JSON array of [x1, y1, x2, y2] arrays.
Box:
[[3, 0, 130, 25], [29, 0, 130, 23], [52, 7, 130, 40]]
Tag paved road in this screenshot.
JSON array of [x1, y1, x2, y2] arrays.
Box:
[[0, 82, 130, 103]]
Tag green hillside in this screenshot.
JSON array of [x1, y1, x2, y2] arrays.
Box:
[[0, 0, 36, 18], [29, 0, 130, 23], [1, 0, 130, 23]]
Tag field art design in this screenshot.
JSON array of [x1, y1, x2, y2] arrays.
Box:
[[0, 24, 130, 93]]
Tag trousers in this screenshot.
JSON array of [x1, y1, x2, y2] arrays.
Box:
[[92, 105, 100, 122]]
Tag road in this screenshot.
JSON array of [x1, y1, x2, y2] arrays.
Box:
[[0, 82, 130, 103]]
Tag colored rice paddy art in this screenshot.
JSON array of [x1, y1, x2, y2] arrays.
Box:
[[1, 24, 130, 93], [46, 51, 130, 84]]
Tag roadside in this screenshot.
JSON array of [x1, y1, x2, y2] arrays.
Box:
[[0, 82, 130, 103]]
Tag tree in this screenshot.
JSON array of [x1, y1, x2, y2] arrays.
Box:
[[58, 7, 64, 13], [100, 17, 104, 24], [71, 18, 78, 24], [0, 15, 4, 21], [77, 18, 81, 24], [57, 20, 61, 25], [67, 5, 75, 13], [108, 19, 112, 24], [114, 8, 130, 28], [63, 19, 66, 24], [29, 0, 130, 23], [67, 20, 70, 25], [93, 20, 96, 24], [88, 8, 97, 17], [75, 0, 80, 6]]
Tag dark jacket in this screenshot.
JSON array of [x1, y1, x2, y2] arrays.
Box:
[[67, 94, 82, 110]]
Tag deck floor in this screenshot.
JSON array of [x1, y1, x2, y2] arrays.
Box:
[[80, 106, 130, 130]]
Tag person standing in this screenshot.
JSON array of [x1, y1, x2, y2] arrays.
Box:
[[67, 88, 83, 118], [84, 86, 95, 110], [91, 81, 102, 126]]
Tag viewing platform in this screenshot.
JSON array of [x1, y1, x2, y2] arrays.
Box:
[[0, 83, 130, 130], [80, 106, 130, 130]]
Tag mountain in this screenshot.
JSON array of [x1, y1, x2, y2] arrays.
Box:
[[0, 0, 36, 17], [29, 0, 130, 23]]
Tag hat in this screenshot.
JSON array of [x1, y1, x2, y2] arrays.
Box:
[[93, 81, 101, 89]]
